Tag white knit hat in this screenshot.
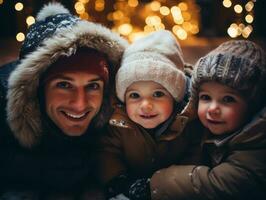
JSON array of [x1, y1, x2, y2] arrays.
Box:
[[116, 30, 186, 102]]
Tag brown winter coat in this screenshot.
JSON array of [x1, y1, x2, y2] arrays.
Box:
[[150, 107, 266, 200], [96, 104, 202, 184]]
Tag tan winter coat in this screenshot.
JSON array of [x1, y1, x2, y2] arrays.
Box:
[[150, 107, 266, 200], [97, 104, 202, 184]]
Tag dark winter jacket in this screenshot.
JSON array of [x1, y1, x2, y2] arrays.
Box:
[[96, 104, 202, 185], [0, 3, 128, 192], [150, 107, 266, 200]]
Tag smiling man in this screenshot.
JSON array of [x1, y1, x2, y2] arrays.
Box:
[[0, 2, 128, 198]]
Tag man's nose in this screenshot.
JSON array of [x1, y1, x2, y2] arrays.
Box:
[[71, 89, 87, 111]]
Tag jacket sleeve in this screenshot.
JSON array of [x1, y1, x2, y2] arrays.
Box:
[[150, 149, 266, 200], [96, 126, 128, 184]]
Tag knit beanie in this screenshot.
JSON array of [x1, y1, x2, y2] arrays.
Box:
[[116, 30, 186, 102], [188, 40, 266, 114]]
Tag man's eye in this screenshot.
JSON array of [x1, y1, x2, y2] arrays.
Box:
[[56, 82, 71, 89], [153, 91, 165, 97], [199, 94, 210, 101], [129, 92, 140, 99], [223, 96, 236, 103], [86, 83, 100, 90]]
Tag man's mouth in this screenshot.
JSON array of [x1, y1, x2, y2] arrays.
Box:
[[62, 111, 89, 120]]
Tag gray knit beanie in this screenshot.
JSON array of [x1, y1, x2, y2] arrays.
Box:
[[189, 40, 266, 114], [116, 30, 186, 102]]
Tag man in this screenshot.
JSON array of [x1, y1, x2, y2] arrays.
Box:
[[0, 2, 128, 198]]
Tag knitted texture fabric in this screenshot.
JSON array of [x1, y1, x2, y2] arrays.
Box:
[[116, 30, 186, 102], [188, 40, 266, 113]]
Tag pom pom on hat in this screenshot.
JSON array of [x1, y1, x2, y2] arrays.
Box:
[[116, 30, 186, 102]]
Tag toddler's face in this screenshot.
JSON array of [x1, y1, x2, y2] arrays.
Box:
[[125, 81, 174, 129], [198, 81, 248, 135]]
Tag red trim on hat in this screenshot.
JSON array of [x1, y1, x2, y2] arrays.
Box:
[[43, 48, 109, 84]]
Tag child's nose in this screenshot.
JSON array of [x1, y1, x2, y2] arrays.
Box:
[[140, 100, 153, 112], [208, 101, 220, 115]]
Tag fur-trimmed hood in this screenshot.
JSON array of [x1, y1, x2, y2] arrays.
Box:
[[6, 2, 128, 148]]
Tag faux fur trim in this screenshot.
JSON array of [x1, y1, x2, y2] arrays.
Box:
[[36, 2, 70, 21], [7, 20, 128, 148]]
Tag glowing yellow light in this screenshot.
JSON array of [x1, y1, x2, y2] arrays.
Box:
[[80, 12, 89, 20], [78, 0, 89, 3], [223, 0, 232, 8], [145, 16, 161, 26], [176, 29, 187, 40], [129, 32, 146, 42], [16, 32, 25, 42], [160, 6, 170, 16], [190, 24, 199, 34], [113, 11, 124, 20], [15, 2, 23, 11], [171, 6, 181, 16], [118, 23, 133, 36], [150, 1, 161, 11], [178, 2, 188, 11], [239, 23, 245, 30], [174, 17, 184, 25], [245, 14, 254, 23], [155, 23, 165, 30], [171, 6, 183, 24], [234, 4, 243, 14], [26, 16, 35, 26], [0, 0, 4, 5], [182, 22, 192, 31], [144, 25, 155, 33], [172, 25, 181, 34], [242, 25, 253, 38], [245, 1, 254, 12], [128, 0, 138, 7], [95, 0, 105, 12], [107, 13, 113, 21], [227, 26, 238, 38], [75, 2, 85, 14], [182, 12, 191, 21]]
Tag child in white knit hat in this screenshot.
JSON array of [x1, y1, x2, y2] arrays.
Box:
[[97, 30, 200, 200], [148, 40, 266, 200]]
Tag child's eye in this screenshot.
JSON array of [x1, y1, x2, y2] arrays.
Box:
[[56, 81, 72, 89], [199, 94, 210, 101], [129, 92, 140, 99], [223, 96, 236, 103], [153, 91, 165, 98], [86, 82, 100, 91]]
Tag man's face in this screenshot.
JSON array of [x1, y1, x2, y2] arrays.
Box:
[[44, 71, 104, 136]]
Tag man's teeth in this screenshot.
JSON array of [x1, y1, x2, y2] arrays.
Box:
[[66, 112, 86, 119]]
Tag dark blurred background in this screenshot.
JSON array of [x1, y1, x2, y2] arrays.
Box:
[[0, 0, 265, 66]]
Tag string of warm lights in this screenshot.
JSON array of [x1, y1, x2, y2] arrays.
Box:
[[223, 0, 256, 38], [2, 0, 258, 42], [74, 0, 200, 42]]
